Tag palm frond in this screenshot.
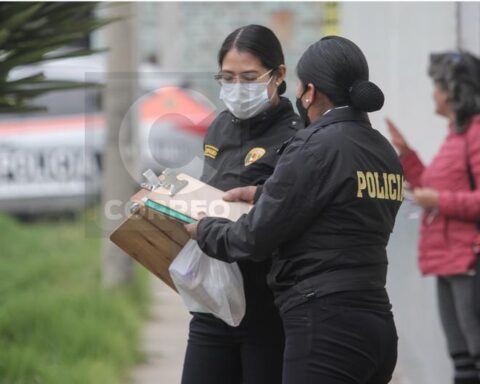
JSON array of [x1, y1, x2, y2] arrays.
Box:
[[0, 2, 116, 114]]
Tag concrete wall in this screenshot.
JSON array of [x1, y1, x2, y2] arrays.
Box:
[[341, 2, 457, 164]]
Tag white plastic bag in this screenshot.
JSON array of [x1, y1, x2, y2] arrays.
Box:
[[169, 240, 246, 327]]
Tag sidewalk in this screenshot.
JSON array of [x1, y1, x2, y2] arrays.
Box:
[[130, 277, 190, 384]]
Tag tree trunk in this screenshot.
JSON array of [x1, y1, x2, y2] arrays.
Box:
[[101, 3, 139, 287]]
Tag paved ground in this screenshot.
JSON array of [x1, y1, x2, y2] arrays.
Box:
[[130, 277, 190, 384], [130, 276, 404, 384]]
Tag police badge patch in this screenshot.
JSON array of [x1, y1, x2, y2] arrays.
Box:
[[244, 147, 266, 166]]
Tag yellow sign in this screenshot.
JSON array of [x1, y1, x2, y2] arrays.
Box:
[[321, 2, 340, 36], [245, 147, 266, 166]]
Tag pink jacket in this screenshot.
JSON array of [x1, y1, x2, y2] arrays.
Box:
[[401, 115, 480, 276]]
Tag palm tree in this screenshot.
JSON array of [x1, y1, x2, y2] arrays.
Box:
[[0, 2, 116, 114]]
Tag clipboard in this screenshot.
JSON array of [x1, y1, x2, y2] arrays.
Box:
[[109, 169, 252, 291]]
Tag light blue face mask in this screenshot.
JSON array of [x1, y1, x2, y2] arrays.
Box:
[[220, 77, 274, 120]]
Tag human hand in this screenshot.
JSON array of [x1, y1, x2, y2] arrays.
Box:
[[386, 118, 413, 157], [184, 212, 206, 240], [223, 186, 257, 204], [412, 188, 439, 210]]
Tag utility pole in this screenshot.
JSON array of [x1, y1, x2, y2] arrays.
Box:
[[101, 3, 139, 287]]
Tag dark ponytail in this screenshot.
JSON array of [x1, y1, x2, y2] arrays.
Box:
[[218, 24, 287, 95], [297, 36, 384, 112]]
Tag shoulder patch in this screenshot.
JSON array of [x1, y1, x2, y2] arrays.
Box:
[[204, 144, 219, 159], [245, 147, 266, 166]]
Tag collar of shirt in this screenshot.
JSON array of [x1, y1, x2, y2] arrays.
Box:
[[322, 105, 350, 116]]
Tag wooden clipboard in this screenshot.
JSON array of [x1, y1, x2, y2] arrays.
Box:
[[109, 169, 252, 291]]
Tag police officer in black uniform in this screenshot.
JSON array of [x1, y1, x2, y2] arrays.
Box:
[[186, 36, 404, 384], [181, 25, 302, 384]]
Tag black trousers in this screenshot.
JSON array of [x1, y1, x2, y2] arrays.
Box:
[[181, 311, 284, 384], [282, 290, 398, 384]]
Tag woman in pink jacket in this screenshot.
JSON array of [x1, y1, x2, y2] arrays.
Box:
[[387, 51, 480, 384]]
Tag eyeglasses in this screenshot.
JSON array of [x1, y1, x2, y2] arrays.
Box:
[[214, 69, 274, 84]]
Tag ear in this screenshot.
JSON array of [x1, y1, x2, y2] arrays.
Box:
[[304, 83, 316, 107], [274, 64, 287, 86]]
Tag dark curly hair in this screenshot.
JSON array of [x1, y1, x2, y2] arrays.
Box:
[[428, 52, 480, 133]]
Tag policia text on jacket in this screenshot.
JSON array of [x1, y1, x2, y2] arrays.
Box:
[[356, 171, 404, 201]]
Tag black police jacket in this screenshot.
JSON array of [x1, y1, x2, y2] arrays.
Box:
[[197, 106, 404, 314], [200, 96, 302, 319]]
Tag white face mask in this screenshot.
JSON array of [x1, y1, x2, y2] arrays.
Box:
[[220, 77, 273, 120]]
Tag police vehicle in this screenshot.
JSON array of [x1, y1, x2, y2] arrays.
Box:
[[0, 55, 214, 215]]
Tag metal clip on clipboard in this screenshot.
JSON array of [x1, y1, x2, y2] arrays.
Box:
[[134, 169, 194, 223], [141, 168, 188, 196]]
